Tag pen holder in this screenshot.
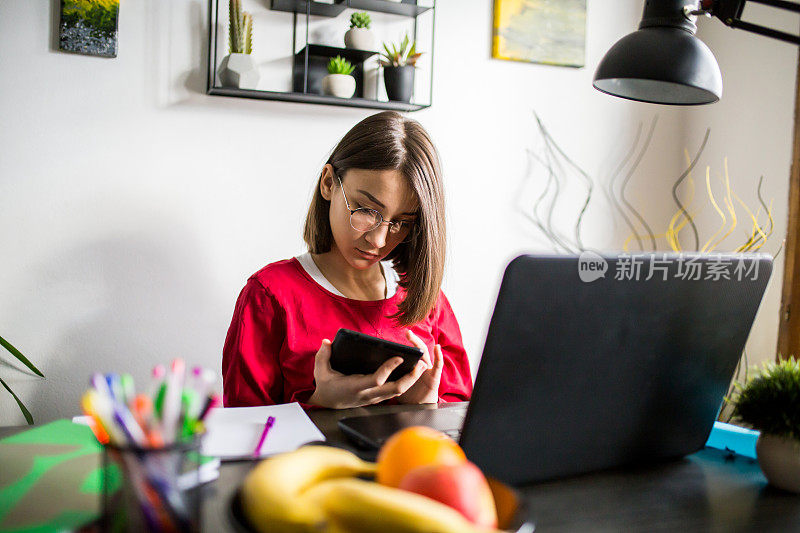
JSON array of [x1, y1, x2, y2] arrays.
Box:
[[101, 438, 204, 532]]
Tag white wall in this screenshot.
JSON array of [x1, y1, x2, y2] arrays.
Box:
[[0, 0, 762, 425], [689, 4, 799, 368]]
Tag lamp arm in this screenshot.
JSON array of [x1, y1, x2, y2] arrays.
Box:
[[706, 0, 800, 45]]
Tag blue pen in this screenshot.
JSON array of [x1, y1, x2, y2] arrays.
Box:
[[106, 374, 123, 403], [91, 373, 113, 401]]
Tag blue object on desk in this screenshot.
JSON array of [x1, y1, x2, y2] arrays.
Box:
[[705, 421, 760, 459]]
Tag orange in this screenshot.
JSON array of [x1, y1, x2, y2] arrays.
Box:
[[376, 426, 467, 488]]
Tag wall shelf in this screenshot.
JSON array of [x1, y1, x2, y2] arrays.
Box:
[[345, 0, 431, 17], [207, 87, 428, 111], [269, 0, 347, 17], [207, 0, 435, 111], [268, 0, 431, 18], [298, 44, 377, 64]]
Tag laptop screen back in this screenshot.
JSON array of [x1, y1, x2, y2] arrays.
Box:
[[459, 253, 772, 485]]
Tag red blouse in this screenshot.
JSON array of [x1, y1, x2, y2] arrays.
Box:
[[222, 258, 473, 407]]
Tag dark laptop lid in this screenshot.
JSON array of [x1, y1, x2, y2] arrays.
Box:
[[459, 253, 772, 485]]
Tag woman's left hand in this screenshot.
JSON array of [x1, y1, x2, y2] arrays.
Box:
[[396, 330, 444, 404]]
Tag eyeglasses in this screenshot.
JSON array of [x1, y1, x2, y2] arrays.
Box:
[[336, 175, 415, 239]]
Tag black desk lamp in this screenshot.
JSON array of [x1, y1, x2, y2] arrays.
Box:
[[593, 0, 800, 105]]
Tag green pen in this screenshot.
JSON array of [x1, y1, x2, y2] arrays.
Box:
[[120, 373, 135, 406], [181, 388, 200, 439], [154, 382, 167, 420]]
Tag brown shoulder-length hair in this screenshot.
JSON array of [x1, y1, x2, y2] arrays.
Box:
[[303, 111, 446, 326]]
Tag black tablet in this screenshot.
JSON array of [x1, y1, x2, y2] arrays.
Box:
[[329, 329, 424, 382]]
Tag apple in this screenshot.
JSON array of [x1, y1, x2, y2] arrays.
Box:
[[398, 461, 498, 529]]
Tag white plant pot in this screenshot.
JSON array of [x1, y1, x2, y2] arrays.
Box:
[[219, 53, 260, 90], [344, 27, 375, 51], [322, 74, 356, 98], [756, 433, 800, 493]]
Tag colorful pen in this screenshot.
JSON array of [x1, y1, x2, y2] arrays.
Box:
[[161, 359, 185, 444], [197, 394, 220, 422], [120, 373, 135, 407], [80, 392, 111, 444], [253, 416, 276, 457], [83, 389, 126, 445]]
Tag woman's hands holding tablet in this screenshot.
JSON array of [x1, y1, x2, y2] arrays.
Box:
[[307, 336, 432, 409], [396, 330, 444, 405]]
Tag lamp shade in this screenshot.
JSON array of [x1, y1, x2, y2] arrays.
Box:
[[593, 26, 723, 105]]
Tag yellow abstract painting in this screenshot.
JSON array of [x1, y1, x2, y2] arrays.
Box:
[[493, 0, 586, 67]]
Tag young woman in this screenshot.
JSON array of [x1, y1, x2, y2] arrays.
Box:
[[222, 111, 472, 409]]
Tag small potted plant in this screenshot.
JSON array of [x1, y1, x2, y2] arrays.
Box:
[[731, 357, 800, 492], [322, 56, 356, 98], [344, 12, 374, 51], [379, 34, 422, 103], [219, 0, 259, 90]]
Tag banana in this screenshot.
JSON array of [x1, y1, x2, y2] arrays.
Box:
[[241, 445, 377, 533], [302, 478, 496, 533]]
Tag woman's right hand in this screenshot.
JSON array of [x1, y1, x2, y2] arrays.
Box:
[[307, 339, 429, 409]]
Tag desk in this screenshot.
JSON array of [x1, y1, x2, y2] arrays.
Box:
[[5, 403, 800, 532], [200, 402, 800, 532]]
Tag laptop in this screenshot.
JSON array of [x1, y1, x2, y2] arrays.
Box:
[[338, 253, 772, 485]]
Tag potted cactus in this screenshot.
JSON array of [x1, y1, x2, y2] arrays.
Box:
[[731, 357, 800, 493], [219, 0, 259, 89], [344, 12, 374, 51], [323, 56, 356, 98], [379, 34, 422, 103]]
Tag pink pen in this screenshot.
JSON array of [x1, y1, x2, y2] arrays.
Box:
[[253, 416, 276, 457]]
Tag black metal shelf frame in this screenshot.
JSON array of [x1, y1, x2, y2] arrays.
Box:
[[206, 0, 436, 111], [271, 0, 433, 18]]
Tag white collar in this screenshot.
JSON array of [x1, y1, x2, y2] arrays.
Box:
[[296, 252, 399, 299]]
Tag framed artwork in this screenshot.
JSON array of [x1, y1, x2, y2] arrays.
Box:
[[492, 0, 586, 68], [59, 0, 120, 58]]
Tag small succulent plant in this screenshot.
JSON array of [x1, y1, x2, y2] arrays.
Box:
[[379, 34, 422, 67], [327, 56, 355, 75], [350, 12, 371, 29], [731, 357, 800, 440], [228, 0, 253, 54]]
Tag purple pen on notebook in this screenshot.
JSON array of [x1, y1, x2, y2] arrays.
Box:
[[253, 416, 276, 457]]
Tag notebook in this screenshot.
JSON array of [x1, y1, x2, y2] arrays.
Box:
[[201, 402, 325, 460]]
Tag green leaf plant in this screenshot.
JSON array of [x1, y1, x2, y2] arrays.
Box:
[[379, 33, 422, 68], [350, 12, 371, 29], [327, 55, 355, 75], [0, 335, 44, 425], [730, 356, 800, 441]]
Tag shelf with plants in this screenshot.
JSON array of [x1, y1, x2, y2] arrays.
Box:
[[206, 0, 435, 111]]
